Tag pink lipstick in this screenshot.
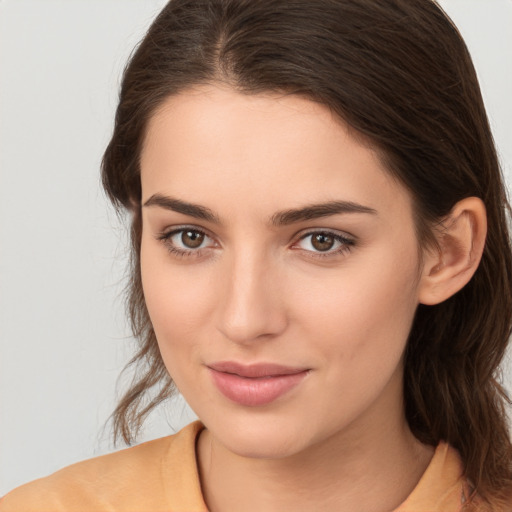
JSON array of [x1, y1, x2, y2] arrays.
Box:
[[208, 361, 310, 407]]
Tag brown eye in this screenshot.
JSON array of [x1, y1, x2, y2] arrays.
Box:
[[295, 231, 354, 256], [311, 233, 335, 252], [159, 227, 215, 256], [181, 230, 205, 248]]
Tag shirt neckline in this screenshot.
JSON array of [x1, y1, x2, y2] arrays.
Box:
[[163, 421, 466, 512]]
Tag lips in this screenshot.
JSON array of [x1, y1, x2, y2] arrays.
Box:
[[207, 361, 310, 406]]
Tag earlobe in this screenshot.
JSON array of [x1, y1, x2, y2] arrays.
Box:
[[418, 197, 487, 306]]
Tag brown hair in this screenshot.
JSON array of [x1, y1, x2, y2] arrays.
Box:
[[102, 0, 512, 506]]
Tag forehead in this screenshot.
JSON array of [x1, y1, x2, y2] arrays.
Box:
[[140, 84, 413, 222]]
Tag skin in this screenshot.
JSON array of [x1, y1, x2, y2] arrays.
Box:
[[139, 84, 483, 512]]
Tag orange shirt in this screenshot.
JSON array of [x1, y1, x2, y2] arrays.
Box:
[[0, 421, 486, 511]]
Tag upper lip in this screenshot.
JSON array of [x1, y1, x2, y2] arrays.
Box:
[[208, 361, 310, 378]]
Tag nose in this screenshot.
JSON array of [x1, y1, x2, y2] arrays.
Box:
[[216, 249, 288, 345]]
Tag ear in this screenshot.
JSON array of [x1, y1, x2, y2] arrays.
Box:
[[418, 197, 487, 306]]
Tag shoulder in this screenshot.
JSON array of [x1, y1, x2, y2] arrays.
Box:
[[398, 442, 512, 512], [398, 442, 473, 512], [0, 421, 207, 512]]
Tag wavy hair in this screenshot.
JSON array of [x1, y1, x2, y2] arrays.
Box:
[[101, 0, 512, 507]]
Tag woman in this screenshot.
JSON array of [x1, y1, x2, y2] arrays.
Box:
[[2, 0, 511, 510]]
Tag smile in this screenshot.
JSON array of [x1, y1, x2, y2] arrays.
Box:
[[207, 362, 310, 407]]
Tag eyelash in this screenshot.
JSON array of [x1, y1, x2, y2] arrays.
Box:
[[294, 230, 355, 259], [156, 227, 355, 260], [156, 227, 213, 259]]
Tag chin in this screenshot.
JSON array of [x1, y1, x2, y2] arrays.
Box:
[[224, 434, 307, 460], [202, 411, 318, 460]]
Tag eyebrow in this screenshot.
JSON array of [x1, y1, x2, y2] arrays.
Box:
[[143, 194, 220, 223], [143, 194, 377, 225], [270, 201, 377, 226]]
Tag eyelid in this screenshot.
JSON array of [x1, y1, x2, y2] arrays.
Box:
[[157, 224, 217, 242], [291, 228, 356, 256], [294, 226, 356, 243], [156, 224, 219, 258]]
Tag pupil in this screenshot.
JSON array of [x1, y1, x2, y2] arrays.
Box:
[[312, 233, 334, 251], [182, 230, 204, 249]]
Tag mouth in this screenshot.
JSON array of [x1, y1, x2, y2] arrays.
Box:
[[207, 361, 310, 407]]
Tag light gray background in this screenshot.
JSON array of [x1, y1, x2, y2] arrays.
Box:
[[1, 0, 511, 495]]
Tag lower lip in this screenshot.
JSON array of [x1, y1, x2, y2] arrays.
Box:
[[209, 368, 309, 407]]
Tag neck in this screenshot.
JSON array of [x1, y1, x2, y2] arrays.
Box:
[[197, 373, 434, 512]]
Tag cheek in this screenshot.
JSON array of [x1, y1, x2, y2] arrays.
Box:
[[289, 252, 419, 427], [294, 246, 420, 369], [140, 242, 215, 352]]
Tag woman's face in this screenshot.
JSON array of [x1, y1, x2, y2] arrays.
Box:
[[140, 85, 425, 458]]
